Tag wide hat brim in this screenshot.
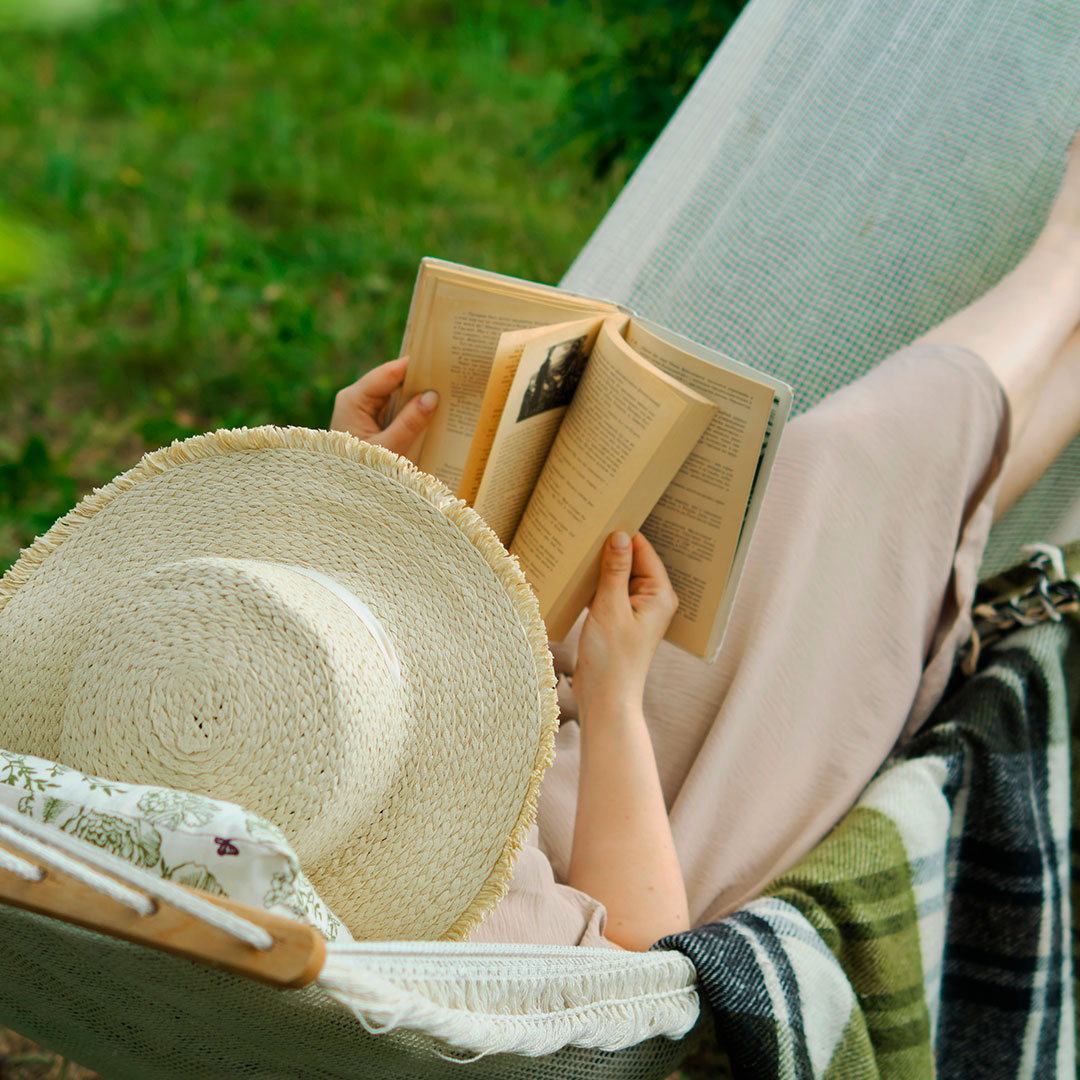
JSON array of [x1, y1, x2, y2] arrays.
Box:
[[0, 427, 558, 942]]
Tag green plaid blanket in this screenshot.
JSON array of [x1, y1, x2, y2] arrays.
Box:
[[661, 607, 1079, 1077]]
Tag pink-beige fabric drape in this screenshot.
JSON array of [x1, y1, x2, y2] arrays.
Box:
[[472, 344, 1008, 945]]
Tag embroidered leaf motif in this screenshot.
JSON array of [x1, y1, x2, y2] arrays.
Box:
[[264, 863, 343, 942], [0, 750, 60, 793], [13, 793, 69, 821], [82, 775, 130, 797], [136, 790, 218, 829], [57, 808, 162, 867], [287, 876, 343, 942], [163, 862, 227, 896], [244, 812, 290, 848], [263, 863, 300, 908]]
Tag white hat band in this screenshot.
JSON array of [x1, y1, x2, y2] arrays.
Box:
[[283, 563, 401, 687]]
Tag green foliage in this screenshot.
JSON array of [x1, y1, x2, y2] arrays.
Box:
[[0, 0, 744, 572], [0, 0, 633, 569], [0, 216, 59, 286], [0, 436, 79, 567], [0, 0, 116, 29], [547, 0, 742, 177]]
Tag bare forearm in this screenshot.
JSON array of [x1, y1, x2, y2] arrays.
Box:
[[567, 694, 690, 951]]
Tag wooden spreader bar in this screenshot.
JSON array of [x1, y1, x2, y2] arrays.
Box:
[[0, 841, 326, 989]]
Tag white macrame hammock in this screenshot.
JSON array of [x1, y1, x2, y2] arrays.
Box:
[[0, 803, 702, 1073], [3, 1, 1080, 1077]]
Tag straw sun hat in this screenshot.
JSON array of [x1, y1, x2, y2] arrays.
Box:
[[0, 427, 558, 942]]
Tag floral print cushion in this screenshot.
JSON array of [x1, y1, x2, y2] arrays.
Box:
[[0, 748, 351, 942]]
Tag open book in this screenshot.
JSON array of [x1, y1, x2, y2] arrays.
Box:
[[394, 259, 792, 660]]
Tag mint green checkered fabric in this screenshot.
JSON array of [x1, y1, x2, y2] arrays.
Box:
[[563, 0, 1080, 575]]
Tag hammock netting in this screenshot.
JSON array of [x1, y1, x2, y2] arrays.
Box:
[[563, 0, 1080, 576]]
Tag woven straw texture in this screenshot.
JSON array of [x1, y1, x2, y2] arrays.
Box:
[[562, 0, 1080, 575], [0, 428, 559, 943], [0, 905, 705, 1080]]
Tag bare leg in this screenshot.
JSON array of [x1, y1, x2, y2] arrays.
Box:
[[917, 137, 1080, 443], [994, 325, 1080, 518]]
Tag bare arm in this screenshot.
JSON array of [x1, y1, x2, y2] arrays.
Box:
[[568, 531, 690, 951], [334, 370, 685, 948]]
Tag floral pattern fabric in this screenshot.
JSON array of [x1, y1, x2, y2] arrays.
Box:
[[0, 748, 350, 942]]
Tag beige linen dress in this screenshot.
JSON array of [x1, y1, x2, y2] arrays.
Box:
[[471, 344, 1009, 947]]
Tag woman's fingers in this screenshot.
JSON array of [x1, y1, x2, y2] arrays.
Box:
[[369, 390, 439, 455], [592, 532, 635, 614], [628, 532, 666, 584], [595, 532, 677, 613], [332, 356, 410, 436], [330, 355, 440, 454], [629, 533, 678, 617], [344, 355, 410, 417], [593, 531, 678, 621]]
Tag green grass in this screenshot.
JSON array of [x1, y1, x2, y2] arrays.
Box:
[[0, 0, 636, 569]]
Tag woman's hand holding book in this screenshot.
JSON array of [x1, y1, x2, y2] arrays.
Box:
[[331, 356, 439, 455]]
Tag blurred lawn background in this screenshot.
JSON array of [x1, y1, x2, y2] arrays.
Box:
[[0, 0, 742, 573], [0, 1, 744, 1074]]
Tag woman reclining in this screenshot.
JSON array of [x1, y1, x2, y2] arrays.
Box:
[[331, 139, 1080, 951]]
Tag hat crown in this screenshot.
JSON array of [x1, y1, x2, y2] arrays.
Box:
[[0, 428, 558, 940], [60, 556, 407, 867]]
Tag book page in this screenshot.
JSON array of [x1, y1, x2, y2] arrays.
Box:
[[396, 262, 617, 489], [510, 317, 716, 641], [471, 317, 604, 544], [623, 319, 774, 655], [457, 328, 530, 506], [458, 317, 603, 506]]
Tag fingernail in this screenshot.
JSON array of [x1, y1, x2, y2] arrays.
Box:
[[419, 390, 439, 413], [611, 531, 631, 550]]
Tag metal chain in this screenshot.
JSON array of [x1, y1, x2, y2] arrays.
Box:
[[959, 547, 1080, 675]]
